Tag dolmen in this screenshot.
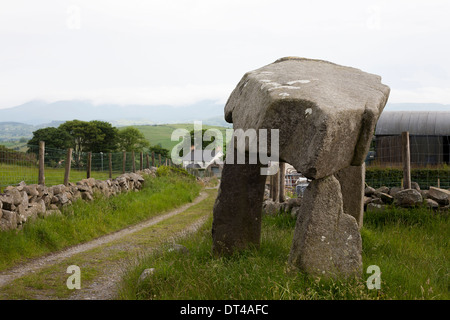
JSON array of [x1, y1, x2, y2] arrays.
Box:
[[212, 57, 390, 279]]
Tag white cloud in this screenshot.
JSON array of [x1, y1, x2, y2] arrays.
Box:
[[0, 83, 234, 108], [76, 84, 234, 106], [389, 87, 450, 104], [0, 0, 449, 109]]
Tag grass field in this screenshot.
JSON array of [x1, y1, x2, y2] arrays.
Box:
[[123, 124, 230, 150], [118, 205, 449, 300], [0, 141, 28, 152], [0, 163, 121, 190], [1, 123, 230, 153], [1, 123, 228, 188], [0, 169, 201, 271]]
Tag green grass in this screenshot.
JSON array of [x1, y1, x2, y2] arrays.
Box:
[[361, 205, 449, 299], [0, 141, 28, 152], [1, 122, 229, 188], [117, 205, 449, 300], [0, 169, 201, 271], [0, 189, 217, 300], [0, 163, 122, 189], [123, 124, 229, 151]]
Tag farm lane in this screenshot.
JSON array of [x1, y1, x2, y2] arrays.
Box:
[[0, 189, 216, 299]]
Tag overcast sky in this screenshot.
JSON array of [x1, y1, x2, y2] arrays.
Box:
[[1, 0, 449, 110]]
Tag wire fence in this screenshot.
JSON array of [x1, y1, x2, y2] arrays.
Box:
[[365, 134, 450, 189], [3, 133, 448, 191], [0, 144, 174, 189]]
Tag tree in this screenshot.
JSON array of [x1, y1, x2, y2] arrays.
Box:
[[27, 127, 73, 151], [27, 127, 73, 165], [189, 129, 212, 150], [58, 120, 120, 167], [58, 120, 120, 154], [187, 129, 226, 159], [117, 127, 150, 152], [149, 143, 170, 158], [59, 120, 95, 157], [86, 120, 119, 153]]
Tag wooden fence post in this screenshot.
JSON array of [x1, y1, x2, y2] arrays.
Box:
[[272, 168, 280, 202], [146, 153, 150, 169], [87, 152, 92, 179], [270, 162, 280, 203], [108, 153, 112, 179], [38, 141, 45, 185], [132, 151, 136, 173], [279, 162, 286, 202], [152, 152, 155, 167], [158, 154, 162, 167], [64, 148, 72, 186], [122, 152, 126, 174], [402, 131, 411, 189], [269, 162, 274, 200], [140, 152, 143, 171]]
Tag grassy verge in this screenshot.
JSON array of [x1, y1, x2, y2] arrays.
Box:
[[0, 169, 201, 271], [117, 205, 449, 300]]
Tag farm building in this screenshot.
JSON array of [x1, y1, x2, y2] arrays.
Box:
[[206, 162, 223, 178], [373, 111, 450, 166]]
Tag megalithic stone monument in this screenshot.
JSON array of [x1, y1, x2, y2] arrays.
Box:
[[212, 57, 390, 278]]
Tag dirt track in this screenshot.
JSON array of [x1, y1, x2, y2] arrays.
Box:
[[0, 190, 213, 299]]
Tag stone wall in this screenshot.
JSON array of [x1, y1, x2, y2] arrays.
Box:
[[0, 168, 157, 232], [262, 183, 450, 219], [365, 183, 450, 212]]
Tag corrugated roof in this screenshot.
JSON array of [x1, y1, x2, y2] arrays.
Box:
[[375, 111, 450, 136]]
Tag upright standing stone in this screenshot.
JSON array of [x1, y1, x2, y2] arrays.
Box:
[[288, 176, 362, 278], [212, 151, 267, 255], [334, 164, 365, 228]]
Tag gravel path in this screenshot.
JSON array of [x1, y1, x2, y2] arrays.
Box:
[[0, 191, 209, 293]]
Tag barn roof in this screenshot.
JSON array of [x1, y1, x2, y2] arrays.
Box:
[[375, 111, 450, 136]]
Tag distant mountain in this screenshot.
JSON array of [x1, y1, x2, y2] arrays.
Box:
[[0, 121, 65, 141], [384, 103, 450, 112], [1, 100, 448, 141], [0, 122, 35, 141], [201, 116, 232, 128], [0, 99, 225, 126]]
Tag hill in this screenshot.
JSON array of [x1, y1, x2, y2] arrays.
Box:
[[0, 121, 64, 142], [0, 100, 226, 126], [123, 123, 230, 151], [1, 123, 230, 153]]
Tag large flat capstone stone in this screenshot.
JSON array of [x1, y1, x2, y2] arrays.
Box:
[[224, 57, 390, 179]]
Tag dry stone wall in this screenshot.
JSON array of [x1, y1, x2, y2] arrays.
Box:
[[365, 183, 450, 212], [0, 168, 157, 232]]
